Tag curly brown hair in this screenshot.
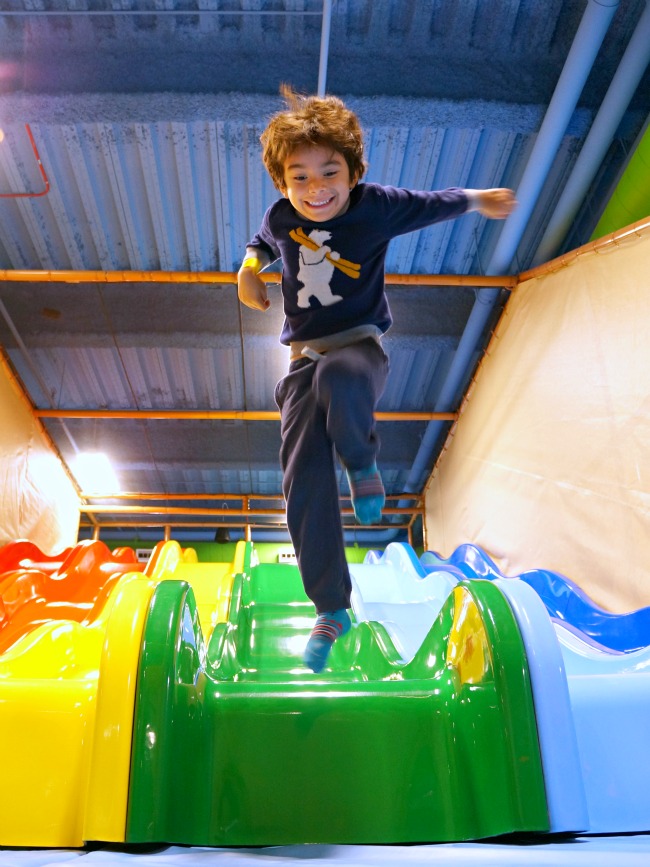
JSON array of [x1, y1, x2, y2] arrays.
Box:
[[261, 84, 367, 192]]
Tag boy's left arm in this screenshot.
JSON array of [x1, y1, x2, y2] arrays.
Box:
[[470, 188, 517, 219]]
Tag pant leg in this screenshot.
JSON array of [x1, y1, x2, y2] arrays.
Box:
[[275, 359, 352, 614], [313, 338, 389, 472]]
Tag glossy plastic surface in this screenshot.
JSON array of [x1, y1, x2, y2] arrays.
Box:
[[0, 541, 144, 846], [0, 539, 72, 573], [0, 539, 240, 848], [0, 540, 142, 653], [3, 534, 650, 846], [422, 543, 650, 652], [127, 552, 547, 846], [492, 577, 589, 833], [350, 543, 460, 660], [422, 542, 650, 834]]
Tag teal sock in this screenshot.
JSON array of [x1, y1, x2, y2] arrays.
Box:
[[304, 609, 351, 673], [347, 462, 385, 525]]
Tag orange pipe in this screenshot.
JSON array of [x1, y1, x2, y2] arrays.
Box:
[[4, 217, 647, 287], [35, 408, 457, 422], [80, 492, 269, 502], [80, 505, 423, 517], [384, 273, 516, 287], [0, 268, 516, 288], [79, 519, 416, 532], [79, 491, 421, 503], [80, 505, 288, 517]]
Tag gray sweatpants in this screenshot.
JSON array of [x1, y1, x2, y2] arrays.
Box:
[[274, 338, 389, 613]]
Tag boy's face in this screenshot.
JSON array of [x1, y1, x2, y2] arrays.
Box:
[[281, 145, 356, 222]]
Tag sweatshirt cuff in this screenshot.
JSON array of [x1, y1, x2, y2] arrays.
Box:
[[463, 189, 482, 212]]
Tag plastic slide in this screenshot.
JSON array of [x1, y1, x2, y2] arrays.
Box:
[[0, 539, 242, 848], [3, 536, 649, 847], [422, 544, 650, 651], [0, 539, 72, 573], [0, 540, 142, 652], [420, 544, 650, 833], [126, 544, 548, 846]]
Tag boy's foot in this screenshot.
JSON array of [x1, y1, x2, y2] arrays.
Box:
[[304, 609, 351, 673], [347, 462, 385, 524]]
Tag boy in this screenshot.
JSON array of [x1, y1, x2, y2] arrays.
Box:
[[238, 86, 516, 673]]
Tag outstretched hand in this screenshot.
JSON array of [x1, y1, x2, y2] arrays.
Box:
[[476, 188, 517, 219]]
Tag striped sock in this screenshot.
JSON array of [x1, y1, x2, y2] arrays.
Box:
[[304, 609, 351, 673], [347, 462, 385, 524]]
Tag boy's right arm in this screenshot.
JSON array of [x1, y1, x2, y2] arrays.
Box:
[[237, 247, 271, 311]]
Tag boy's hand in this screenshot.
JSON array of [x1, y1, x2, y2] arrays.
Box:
[[238, 267, 270, 311], [475, 188, 517, 219]]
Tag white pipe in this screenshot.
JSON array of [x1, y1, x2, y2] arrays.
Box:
[[317, 0, 333, 96], [487, 0, 620, 276], [533, 0, 650, 265], [0, 9, 321, 16], [404, 0, 621, 494]]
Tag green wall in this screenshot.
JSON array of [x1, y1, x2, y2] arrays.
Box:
[[102, 538, 379, 565], [591, 121, 650, 240]]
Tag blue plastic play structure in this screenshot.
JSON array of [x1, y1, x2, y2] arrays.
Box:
[[353, 543, 650, 836]]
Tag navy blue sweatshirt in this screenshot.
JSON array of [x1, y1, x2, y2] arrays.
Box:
[[247, 182, 469, 346]]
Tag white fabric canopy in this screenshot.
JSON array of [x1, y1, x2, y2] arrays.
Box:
[[0, 358, 79, 552], [426, 224, 650, 613]]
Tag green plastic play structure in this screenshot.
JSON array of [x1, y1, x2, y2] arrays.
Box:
[[126, 544, 548, 846], [6, 536, 650, 846]]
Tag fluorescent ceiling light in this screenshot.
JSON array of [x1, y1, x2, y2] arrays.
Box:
[[71, 452, 119, 492]]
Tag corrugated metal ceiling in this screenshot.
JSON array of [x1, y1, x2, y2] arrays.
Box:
[[0, 0, 648, 542]]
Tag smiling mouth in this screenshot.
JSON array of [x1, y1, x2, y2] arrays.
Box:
[[305, 196, 334, 208]]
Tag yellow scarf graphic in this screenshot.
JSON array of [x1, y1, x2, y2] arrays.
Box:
[[290, 227, 361, 279]]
